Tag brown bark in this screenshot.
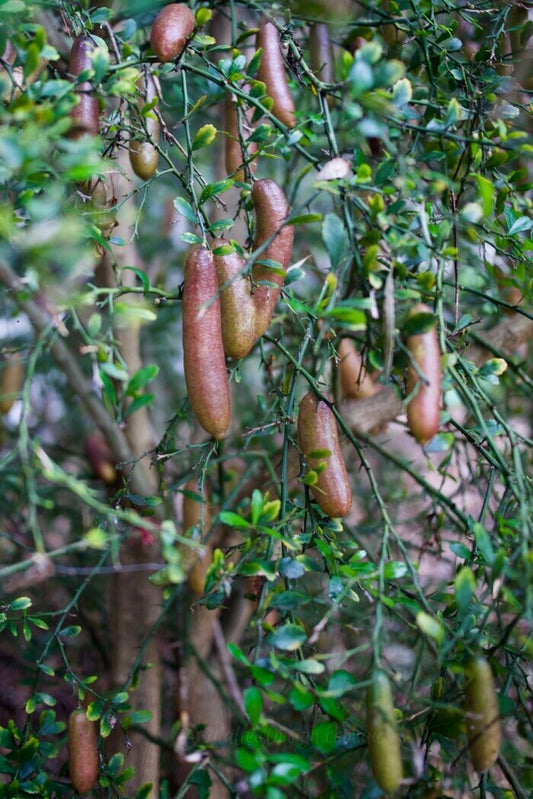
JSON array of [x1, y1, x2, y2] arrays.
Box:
[[99, 158, 162, 796]]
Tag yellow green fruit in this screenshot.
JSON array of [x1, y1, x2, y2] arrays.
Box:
[[366, 670, 403, 794], [463, 656, 501, 772]]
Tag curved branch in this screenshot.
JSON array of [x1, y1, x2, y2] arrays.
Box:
[[0, 258, 155, 500]]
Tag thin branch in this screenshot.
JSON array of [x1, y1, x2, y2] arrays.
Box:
[[0, 258, 156, 501]]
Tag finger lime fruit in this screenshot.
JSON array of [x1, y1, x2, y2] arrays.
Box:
[[405, 303, 441, 445], [68, 708, 99, 794], [85, 433, 118, 485], [68, 35, 101, 138], [463, 656, 501, 773], [215, 244, 256, 359], [256, 19, 296, 128], [224, 94, 257, 181], [182, 247, 231, 439], [129, 70, 159, 180], [150, 3, 195, 63], [309, 22, 335, 107], [251, 178, 294, 339], [183, 478, 212, 593], [337, 338, 376, 401], [366, 669, 403, 795], [0, 353, 24, 415], [297, 391, 352, 518]]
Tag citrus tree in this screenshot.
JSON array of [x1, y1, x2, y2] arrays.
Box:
[[0, 0, 531, 797]]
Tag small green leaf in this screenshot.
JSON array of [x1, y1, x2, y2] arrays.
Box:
[[180, 231, 203, 245], [129, 710, 153, 725], [289, 685, 314, 711], [100, 713, 114, 738], [126, 364, 159, 395], [123, 266, 150, 293], [59, 625, 81, 639], [9, 596, 32, 611], [219, 510, 250, 528], [251, 489, 263, 526], [111, 692, 129, 706], [292, 659, 325, 675], [25, 695, 37, 714], [192, 123, 217, 151], [244, 686, 262, 726], [288, 213, 323, 225], [508, 216, 532, 236], [268, 623, 307, 651], [473, 522, 494, 564], [449, 542, 471, 559], [195, 7, 212, 26], [327, 670, 356, 697], [173, 196, 198, 224], [473, 174, 494, 217], [303, 470, 318, 486], [403, 311, 436, 336], [416, 611, 444, 644], [392, 77, 412, 107], [311, 720, 337, 754], [124, 393, 155, 418], [87, 699, 104, 721], [198, 178, 234, 205], [455, 566, 475, 613], [228, 642, 250, 665], [322, 212, 347, 267]]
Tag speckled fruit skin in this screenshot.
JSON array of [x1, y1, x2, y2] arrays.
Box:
[[406, 303, 441, 445], [150, 3, 195, 62], [337, 338, 376, 400], [182, 247, 231, 439], [215, 245, 256, 359], [464, 656, 501, 773], [256, 19, 296, 128], [251, 178, 294, 339], [366, 670, 403, 795], [68, 35, 100, 137], [297, 392, 352, 518], [68, 709, 98, 794]]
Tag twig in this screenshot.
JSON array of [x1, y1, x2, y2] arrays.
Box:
[[0, 258, 156, 503]]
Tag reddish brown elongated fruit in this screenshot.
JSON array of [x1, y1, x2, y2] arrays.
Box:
[[224, 95, 257, 181], [366, 670, 403, 794], [182, 247, 231, 439], [68, 709, 99, 793], [150, 3, 195, 63], [0, 353, 24, 415], [256, 19, 296, 128], [309, 22, 334, 84], [183, 478, 212, 593], [85, 433, 118, 485], [337, 338, 376, 401], [129, 70, 160, 180], [251, 179, 294, 339], [68, 35, 100, 137], [405, 303, 441, 444], [297, 392, 352, 518], [215, 244, 256, 359], [463, 656, 501, 773], [309, 22, 335, 108]]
